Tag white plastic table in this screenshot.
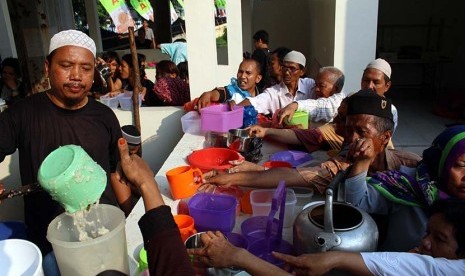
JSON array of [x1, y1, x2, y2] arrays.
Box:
[[124, 132, 328, 275]]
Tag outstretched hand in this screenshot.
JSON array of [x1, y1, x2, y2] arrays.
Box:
[[278, 102, 298, 125], [187, 231, 242, 268], [116, 138, 154, 189]]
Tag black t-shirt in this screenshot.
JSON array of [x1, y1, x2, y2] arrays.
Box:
[[0, 92, 122, 254]]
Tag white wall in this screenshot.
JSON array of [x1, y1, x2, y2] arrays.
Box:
[[333, 0, 379, 94], [185, 0, 243, 98], [0, 106, 185, 221], [308, 0, 336, 67]]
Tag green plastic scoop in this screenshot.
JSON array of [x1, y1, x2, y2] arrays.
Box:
[[38, 145, 107, 213]]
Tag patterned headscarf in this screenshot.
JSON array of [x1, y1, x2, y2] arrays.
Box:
[[368, 125, 465, 208], [422, 125, 465, 189]]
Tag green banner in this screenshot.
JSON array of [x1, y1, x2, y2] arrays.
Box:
[[130, 0, 154, 22], [99, 0, 135, 33]]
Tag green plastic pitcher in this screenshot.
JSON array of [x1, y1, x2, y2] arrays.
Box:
[[38, 145, 107, 213]]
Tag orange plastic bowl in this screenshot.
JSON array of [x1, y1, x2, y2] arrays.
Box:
[[187, 147, 244, 172]]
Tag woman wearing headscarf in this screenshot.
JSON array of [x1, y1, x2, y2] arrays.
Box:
[[345, 125, 465, 252]]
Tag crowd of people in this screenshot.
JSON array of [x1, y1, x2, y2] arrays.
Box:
[[0, 27, 464, 276]]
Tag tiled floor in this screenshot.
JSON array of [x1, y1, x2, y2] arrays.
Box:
[[389, 87, 459, 156]]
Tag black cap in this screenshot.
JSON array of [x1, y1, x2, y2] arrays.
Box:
[[346, 89, 393, 122]]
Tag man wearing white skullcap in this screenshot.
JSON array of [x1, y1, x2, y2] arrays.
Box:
[[361, 58, 398, 131], [0, 29, 131, 264], [236, 50, 317, 118]]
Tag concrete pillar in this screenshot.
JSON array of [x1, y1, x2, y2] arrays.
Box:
[[185, 0, 243, 98], [334, 0, 379, 93], [0, 0, 16, 58], [84, 0, 103, 53]]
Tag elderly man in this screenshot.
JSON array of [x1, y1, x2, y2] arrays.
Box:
[[361, 58, 398, 129], [248, 66, 345, 152], [201, 90, 420, 195], [276, 66, 346, 126], [195, 58, 262, 109], [279, 58, 397, 130], [235, 51, 314, 113], [0, 30, 128, 257]]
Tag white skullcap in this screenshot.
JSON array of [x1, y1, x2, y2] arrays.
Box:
[[283, 51, 306, 67], [365, 58, 391, 78], [49, 30, 96, 57]]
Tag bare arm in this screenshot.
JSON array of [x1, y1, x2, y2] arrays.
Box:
[[116, 138, 164, 212], [201, 168, 307, 189], [273, 251, 371, 276], [249, 125, 301, 145], [189, 231, 291, 276]]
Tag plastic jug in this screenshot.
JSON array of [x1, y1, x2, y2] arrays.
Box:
[[46, 204, 129, 275]]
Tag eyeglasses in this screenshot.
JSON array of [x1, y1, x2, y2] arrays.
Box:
[[281, 65, 300, 73]]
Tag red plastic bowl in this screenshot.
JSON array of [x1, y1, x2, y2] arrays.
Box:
[[187, 148, 244, 172]]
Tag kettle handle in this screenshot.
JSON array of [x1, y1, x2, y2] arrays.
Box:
[[324, 166, 352, 233]]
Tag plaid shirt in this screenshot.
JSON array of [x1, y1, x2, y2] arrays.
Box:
[[296, 90, 347, 124]]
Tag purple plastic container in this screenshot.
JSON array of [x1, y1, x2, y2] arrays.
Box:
[[188, 193, 237, 232], [224, 232, 249, 249], [241, 181, 294, 266], [270, 150, 313, 167], [201, 104, 244, 133], [247, 238, 293, 267], [241, 216, 280, 243]]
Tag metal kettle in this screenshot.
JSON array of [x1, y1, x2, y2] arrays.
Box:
[[293, 168, 379, 254]]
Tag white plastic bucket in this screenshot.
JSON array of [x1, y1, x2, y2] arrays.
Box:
[[0, 239, 44, 276], [47, 204, 129, 275]]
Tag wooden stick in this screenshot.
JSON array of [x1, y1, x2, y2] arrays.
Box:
[[127, 27, 142, 157]]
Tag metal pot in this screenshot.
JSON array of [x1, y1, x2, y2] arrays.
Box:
[[227, 129, 257, 152], [205, 131, 228, 148], [293, 168, 378, 254]]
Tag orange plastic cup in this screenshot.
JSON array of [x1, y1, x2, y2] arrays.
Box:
[[263, 161, 293, 169], [240, 190, 253, 214], [166, 166, 203, 200], [173, 214, 197, 242]]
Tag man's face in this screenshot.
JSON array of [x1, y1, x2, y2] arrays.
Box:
[[446, 152, 465, 199], [236, 60, 262, 94], [361, 68, 391, 96], [315, 71, 337, 98], [282, 61, 304, 86], [45, 46, 94, 107], [416, 213, 459, 259], [270, 53, 282, 78], [345, 114, 386, 154]]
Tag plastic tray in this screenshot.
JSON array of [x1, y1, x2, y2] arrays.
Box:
[[270, 150, 313, 167]]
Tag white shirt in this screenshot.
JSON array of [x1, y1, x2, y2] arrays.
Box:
[[361, 252, 465, 276], [296, 90, 347, 124], [247, 78, 315, 115]]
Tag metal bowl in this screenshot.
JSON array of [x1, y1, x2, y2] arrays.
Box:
[[227, 129, 254, 152], [204, 131, 228, 148]]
